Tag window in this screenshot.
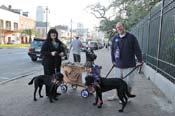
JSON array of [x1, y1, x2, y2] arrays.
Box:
[[6, 21, 11, 30], [14, 23, 18, 31], [0, 19, 3, 29]]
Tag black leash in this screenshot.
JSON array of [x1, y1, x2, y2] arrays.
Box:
[[104, 64, 143, 79], [104, 65, 115, 78], [121, 64, 142, 79]]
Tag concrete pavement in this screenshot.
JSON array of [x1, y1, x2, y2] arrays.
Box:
[[0, 48, 174, 116]]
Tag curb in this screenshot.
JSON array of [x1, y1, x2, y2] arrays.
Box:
[[0, 72, 34, 85]]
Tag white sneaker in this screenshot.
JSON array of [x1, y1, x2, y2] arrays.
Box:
[[107, 96, 118, 101], [119, 100, 122, 104]]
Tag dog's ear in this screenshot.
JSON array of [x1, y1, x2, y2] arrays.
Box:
[[85, 75, 89, 81]]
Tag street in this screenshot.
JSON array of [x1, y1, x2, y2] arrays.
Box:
[[0, 48, 42, 82], [0, 48, 174, 116]]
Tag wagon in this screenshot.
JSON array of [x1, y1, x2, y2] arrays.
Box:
[[60, 62, 94, 98]]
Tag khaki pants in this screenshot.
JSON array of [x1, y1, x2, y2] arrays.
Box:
[[114, 67, 136, 89]]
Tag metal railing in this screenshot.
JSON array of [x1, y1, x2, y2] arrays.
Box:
[[131, 0, 175, 84]]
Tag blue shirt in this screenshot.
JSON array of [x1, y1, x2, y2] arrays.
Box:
[[71, 39, 82, 55]]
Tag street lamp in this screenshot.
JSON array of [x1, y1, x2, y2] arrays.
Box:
[[44, 6, 49, 36], [70, 19, 72, 42]]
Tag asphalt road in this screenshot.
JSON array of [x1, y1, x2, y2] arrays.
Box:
[[0, 48, 43, 82]]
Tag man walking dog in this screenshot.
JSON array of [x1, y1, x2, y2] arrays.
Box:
[[108, 22, 143, 101]]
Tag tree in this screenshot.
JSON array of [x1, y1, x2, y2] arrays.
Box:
[[21, 29, 38, 43], [86, 0, 161, 40], [86, 2, 117, 40]]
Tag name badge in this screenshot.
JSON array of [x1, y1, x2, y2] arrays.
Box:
[[115, 48, 120, 59]]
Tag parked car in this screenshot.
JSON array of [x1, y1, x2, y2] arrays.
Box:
[[28, 38, 69, 62], [97, 42, 104, 49], [88, 41, 98, 50], [28, 38, 45, 61], [7, 40, 21, 44], [81, 41, 88, 52]]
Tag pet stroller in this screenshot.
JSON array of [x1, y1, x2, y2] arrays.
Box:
[[60, 62, 95, 98]]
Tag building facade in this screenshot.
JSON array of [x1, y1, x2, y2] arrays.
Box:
[[0, 5, 36, 44], [0, 7, 19, 44]]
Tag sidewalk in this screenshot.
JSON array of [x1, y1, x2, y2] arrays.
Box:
[[0, 48, 174, 116], [95, 48, 175, 114]]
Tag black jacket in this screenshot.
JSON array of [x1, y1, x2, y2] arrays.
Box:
[[111, 32, 142, 68], [41, 40, 65, 70]]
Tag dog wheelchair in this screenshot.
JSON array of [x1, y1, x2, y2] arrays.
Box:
[[59, 48, 97, 98], [60, 62, 95, 98]]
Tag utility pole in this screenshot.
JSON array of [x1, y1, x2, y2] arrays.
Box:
[[70, 19, 72, 42], [45, 6, 49, 37]]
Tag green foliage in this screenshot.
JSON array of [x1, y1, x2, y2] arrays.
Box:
[[88, 0, 161, 40], [21, 29, 38, 38]]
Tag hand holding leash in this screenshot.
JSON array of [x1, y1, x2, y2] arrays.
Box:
[[59, 52, 64, 57], [136, 61, 144, 74], [51, 51, 57, 56], [104, 62, 143, 79]]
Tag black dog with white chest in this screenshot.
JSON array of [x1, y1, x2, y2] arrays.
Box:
[[85, 75, 136, 112], [28, 73, 64, 103]]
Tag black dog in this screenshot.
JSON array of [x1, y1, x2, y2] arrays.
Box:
[[85, 75, 136, 112], [28, 73, 64, 103]]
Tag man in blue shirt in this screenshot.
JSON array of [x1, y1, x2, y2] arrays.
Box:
[[108, 22, 143, 101], [70, 36, 83, 63]]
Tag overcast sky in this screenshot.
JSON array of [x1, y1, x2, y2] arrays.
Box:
[[1, 0, 111, 29]]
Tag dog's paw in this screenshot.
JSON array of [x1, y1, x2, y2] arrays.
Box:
[[54, 97, 58, 101], [34, 98, 37, 101], [56, 93, 62, 96], [40, 95, 43, 98], [49, 100, 53, 103], [93, 102, 97, 106], [118, 109, 123, 112], [97, 105, 102, 108]]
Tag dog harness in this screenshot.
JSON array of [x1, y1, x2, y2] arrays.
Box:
[[89, 74, 101, 89]]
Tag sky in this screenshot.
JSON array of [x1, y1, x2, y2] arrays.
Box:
[[1, 0, 111, 29]]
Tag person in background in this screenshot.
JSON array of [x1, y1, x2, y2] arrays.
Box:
[[70, 36, 83, 63], [108, 22, 143, 102], [41, 28, 65, 97]]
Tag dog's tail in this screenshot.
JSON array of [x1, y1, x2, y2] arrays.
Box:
[[28, 77, 35, 85]]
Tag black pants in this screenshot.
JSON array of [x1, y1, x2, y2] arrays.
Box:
[[73, 54, 81, 62], [43, 65, 61, 96]]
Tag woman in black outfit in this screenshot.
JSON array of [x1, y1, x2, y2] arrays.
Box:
[[41, 28, 65, 96]]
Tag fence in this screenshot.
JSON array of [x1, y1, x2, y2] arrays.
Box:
[[131, 0, 175, 84]]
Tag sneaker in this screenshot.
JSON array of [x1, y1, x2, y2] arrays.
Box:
[[127, 98, 132, 103], [107, 96, 118, 101], [119, 100, 122, 104]]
